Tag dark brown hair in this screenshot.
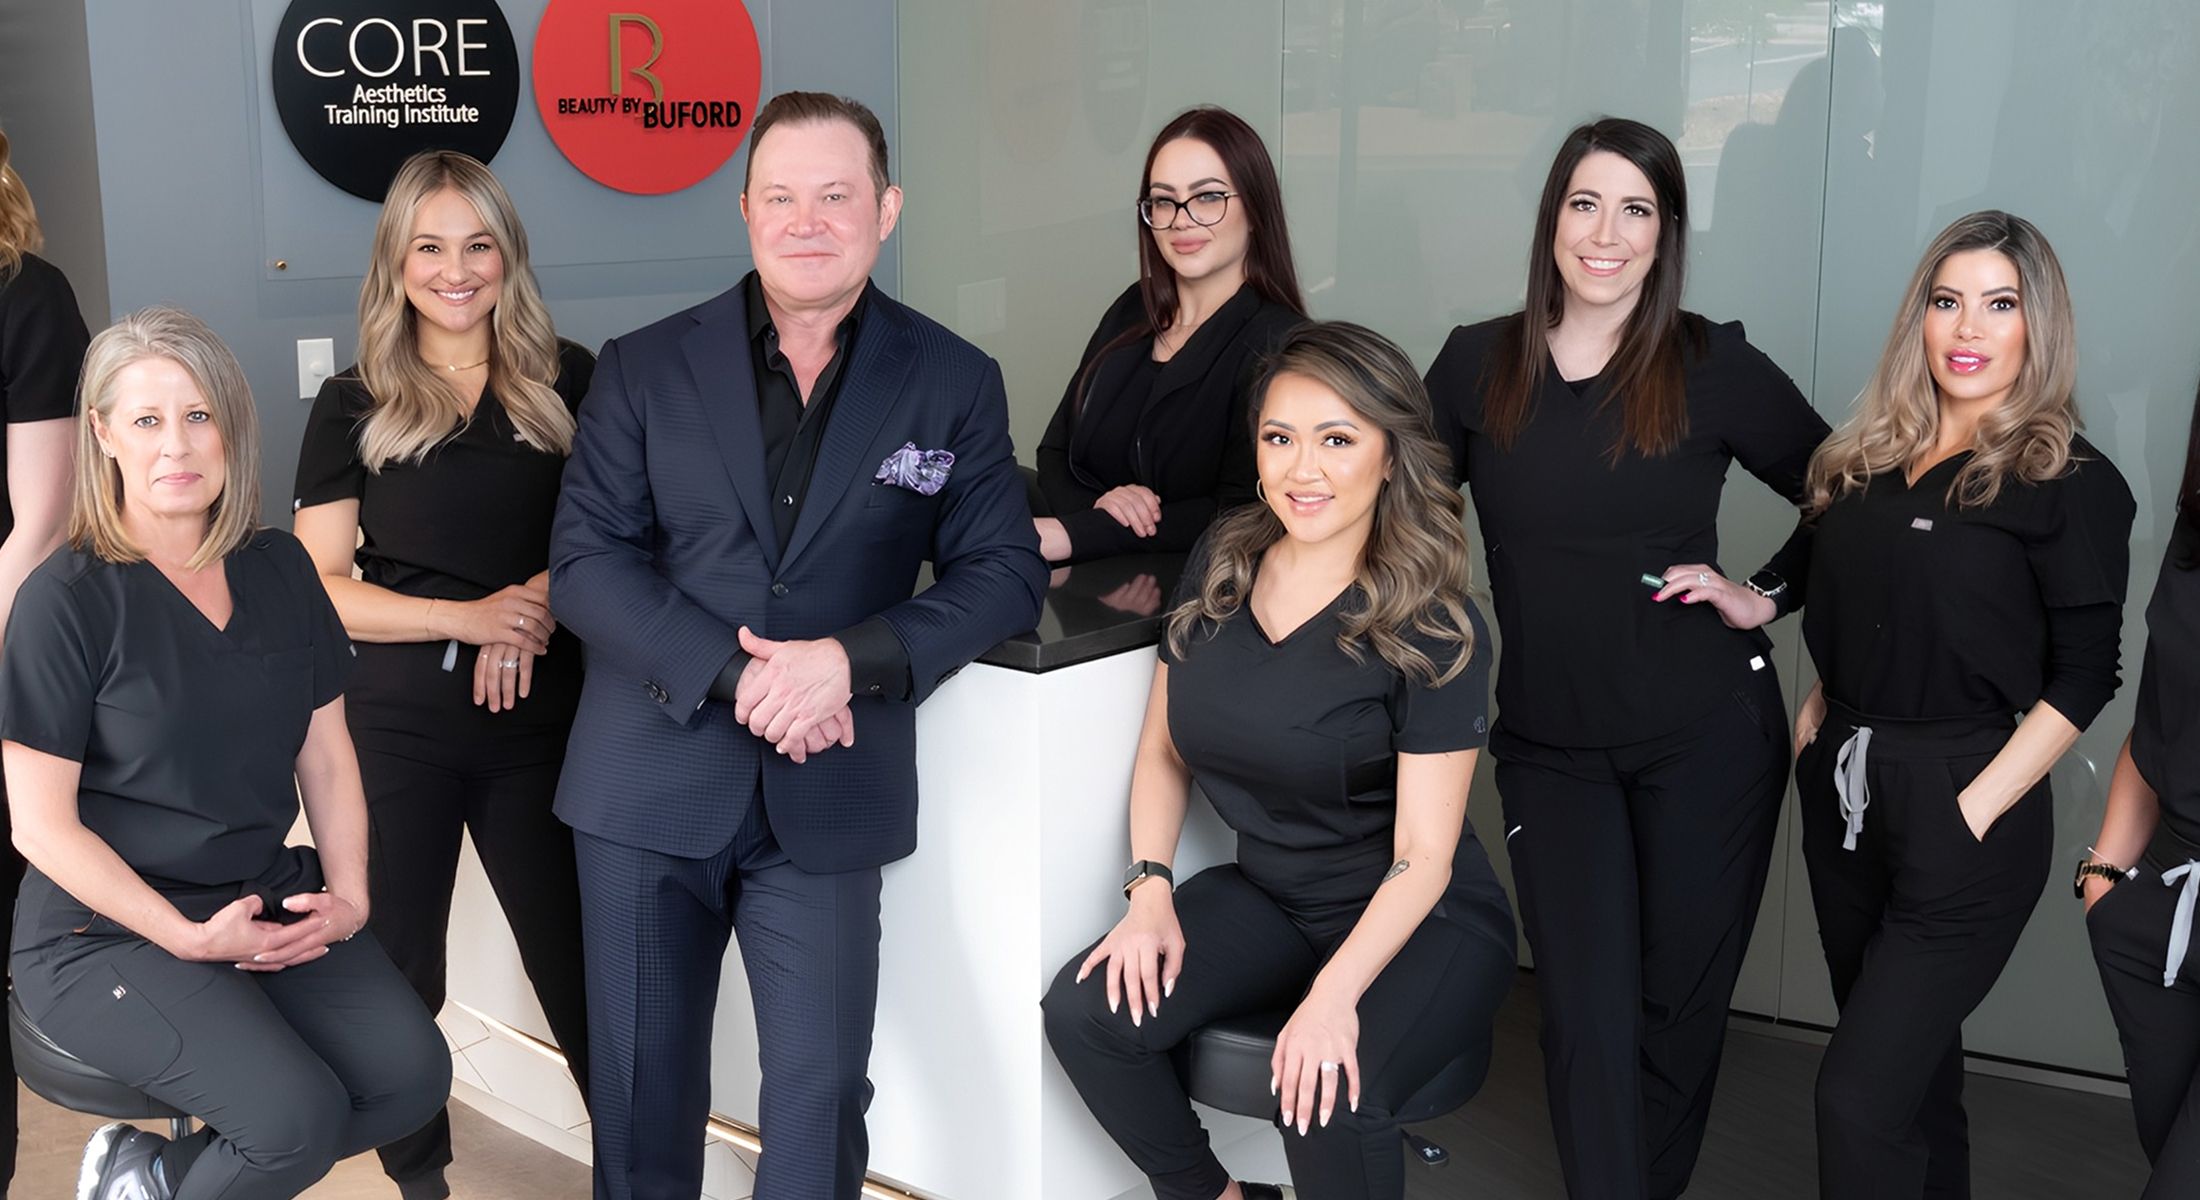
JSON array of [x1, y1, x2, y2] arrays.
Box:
[[2178, 374, 2200, 568], [1483, 117, 1700, 460], [744, 91, 891, 197], [1077, 107, 1306, 412]]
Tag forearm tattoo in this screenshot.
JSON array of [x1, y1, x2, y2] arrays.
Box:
[[1382, 859, 1410, 883]]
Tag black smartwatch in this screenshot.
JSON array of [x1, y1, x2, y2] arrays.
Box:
[[1123, 860, 1173, 899], [1744, 570, 1788, 603]]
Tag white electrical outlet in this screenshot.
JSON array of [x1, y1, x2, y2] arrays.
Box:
[[297, 337, 335, 399]]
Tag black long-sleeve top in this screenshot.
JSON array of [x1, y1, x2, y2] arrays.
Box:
[[0, 254, 88, 546], [1801, 438, 2134, 729], [1036, 282, 1301, 564], [1425, 314, 1830, 747], [2133, 522, 2200, 849]]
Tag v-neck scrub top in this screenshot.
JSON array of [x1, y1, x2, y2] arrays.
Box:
[[292, 344, 592, 742], [0, 532, 351, 886], [2134, 524, 2200, 851], [1425, 315, 1830, 747], [1801, 439, 2135, 728], [1159, 548, 1511, 940]]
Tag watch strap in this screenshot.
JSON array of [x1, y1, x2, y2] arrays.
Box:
[[1123, 860, 1174, 898]]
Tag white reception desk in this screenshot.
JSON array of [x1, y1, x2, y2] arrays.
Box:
[[442, 553, 1293, 1199]]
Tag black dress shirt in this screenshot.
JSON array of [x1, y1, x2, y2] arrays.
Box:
[[710, 273, 910, 705]]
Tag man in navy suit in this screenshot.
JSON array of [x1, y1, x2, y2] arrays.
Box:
[[549, 91, 1047, 1200]]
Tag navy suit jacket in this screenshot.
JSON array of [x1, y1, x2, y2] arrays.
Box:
[[550, 283, 1046, 872]]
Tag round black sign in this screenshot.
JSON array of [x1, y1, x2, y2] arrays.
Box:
[[271, 0, 520, 201]]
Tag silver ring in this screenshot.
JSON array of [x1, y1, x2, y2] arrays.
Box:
[[1698, 572, 1711, 585], [500, 659, 520, 669], [1319, 1061, 1338, 1073], [516, 616, 528, 628]]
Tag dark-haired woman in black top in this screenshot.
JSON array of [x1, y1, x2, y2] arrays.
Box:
[[1034, 106, 1304, 565], [2079, 380, 2200, 1199], [1794, 212, 2133, 1198], [1423, 118, 1828, 1200], [292, 151, 590, 1200]]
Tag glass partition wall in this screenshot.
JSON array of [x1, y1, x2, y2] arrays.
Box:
[[902, 0, 2200, 1080]]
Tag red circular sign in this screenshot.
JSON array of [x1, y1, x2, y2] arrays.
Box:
[[532, 0, 762, 194]]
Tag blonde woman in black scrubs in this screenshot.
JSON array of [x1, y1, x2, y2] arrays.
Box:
[[1, 307, 448, 1199], [1795, 210, 2134, 1198], [1423, 117, 1828, 1199], [293, 150, 590, 1200], [2081, 378, 2200, 1198]]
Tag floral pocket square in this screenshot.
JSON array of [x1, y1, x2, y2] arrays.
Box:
[[874, 442, 955, 496]]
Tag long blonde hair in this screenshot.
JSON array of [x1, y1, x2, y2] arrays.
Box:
[[355, 150, 571, 470], [1807, 211, 2081, 513], [71, 308, 262, 571], [0, 127, 42, 276], [1165, 322, 1477, 686]]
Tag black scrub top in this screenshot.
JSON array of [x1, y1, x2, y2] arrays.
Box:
[[292, 343, 592, 734], [1801, 439, 2134, 728], [1160, 541, 1511, 940], [0, 532, 351, 886], [1036, 283, 1302, 563], [0, 254, 90, 545], [2128, 522, 2200, 847], [1425, 314, 1830, 747]]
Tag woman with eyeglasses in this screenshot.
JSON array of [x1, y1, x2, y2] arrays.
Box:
[[1032, 106, 1306, 565], [1422, 117, 1829, 1199]]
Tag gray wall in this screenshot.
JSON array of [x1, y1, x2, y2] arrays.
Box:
[[57, 0, 894, 527], [0, 0, 109, 328]]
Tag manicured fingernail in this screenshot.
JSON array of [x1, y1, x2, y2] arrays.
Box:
[[1131, 1009, 1140, 1027], [1164, 979, 1175, 998], [1281, 1110, 1292, 1125], [251, 954, 264, 962], [1270, 1075, 1278, 1096], [1298, 1117, 1309, 1136], [1108, 996, 1117, 1013], [1321, 1110, 1330, 1127], [1351, 1097, 1359, 1113], [1149, 1000, 1158, 1018]]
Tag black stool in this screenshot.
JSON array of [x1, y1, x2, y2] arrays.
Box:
[[9, 989, 194, 1141], [1172, 1010, 1488, 1168]]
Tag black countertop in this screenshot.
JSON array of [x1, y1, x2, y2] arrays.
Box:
[[978, 552, 1189, 673]]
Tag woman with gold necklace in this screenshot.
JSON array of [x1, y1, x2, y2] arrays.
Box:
[[291, 150, 592, 1200]]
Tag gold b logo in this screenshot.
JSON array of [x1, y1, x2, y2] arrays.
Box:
[[608, 13, 663, 101]]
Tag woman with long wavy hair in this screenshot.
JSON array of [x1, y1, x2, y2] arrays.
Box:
[[1042, 322, 1516, 1200], [1421, 117, 1829, 1199], [2083, 376, 2200, 1198], [1793, 210, 2134, 1197], [1032, 106, 1305, 565], [291, 150, 591, 1200], [0, 123, 86, 1191]]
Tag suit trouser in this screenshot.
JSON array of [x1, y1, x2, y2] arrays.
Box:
[[1042, 864, 1516, 1200], [1799, 708, 2051, 1199], [11, 885, 449, 1199], [1490, 665, 1788, 1200], [574, 799, 883, 1200], [354, 740, 593, 1191], [2087, 853, 2200, 1198]]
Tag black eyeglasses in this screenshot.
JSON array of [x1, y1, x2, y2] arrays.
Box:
[[1137, 190, 1238, 229]]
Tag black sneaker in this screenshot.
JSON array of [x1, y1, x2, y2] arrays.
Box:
[[1241, 1185, 1297, 1200], [76, 1122, 171, 1200]]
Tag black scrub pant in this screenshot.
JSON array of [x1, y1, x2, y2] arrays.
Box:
[[1490, 666, 1788, 1199], [0, 775, 21, 1193], [1799, 707, 2051, 1199], [1042, 864, 1516, 1200], [2087, 850, 2200, 1198], [11, 870, 451, 1199], [350, 687, 592, 1196]]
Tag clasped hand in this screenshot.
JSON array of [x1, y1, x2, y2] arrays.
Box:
[[733, 626, 856, 764], [190, 891, 367, 972]]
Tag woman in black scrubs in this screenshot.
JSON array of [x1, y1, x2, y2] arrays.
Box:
[[2078, 379, 2200, 1198], [1032, 106, 1305, 565], [1421, 117, 1827, 1199], [1794, 210, 2134, 1197], [0, 307, 449, 1199], [0, 125, 88, 1191], [292, 150, 590, 1200], [1043, 322, 1516, 1200]]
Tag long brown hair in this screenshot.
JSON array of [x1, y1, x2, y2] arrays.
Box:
[[2174, 374, 2200, 568], [1483, 117, 1699, 459], [0, 127, 41, 277], [1165, 322, 1475, 686], [354, 150, 571, 470], [1806, 211, 2081, 515], [1076, 107, 1306, 412]]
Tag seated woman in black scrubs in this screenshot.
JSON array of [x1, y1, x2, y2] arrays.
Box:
[[1422, 117, 1828, 1200], [1043, 322, 1516, 1200], [1032, 106, 1305, 565], [0, 307, 449, 1199], [1793, 211, 2134, 1197], [2081, 378, 2200, 1198], [292, 149, 590, 1200]]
